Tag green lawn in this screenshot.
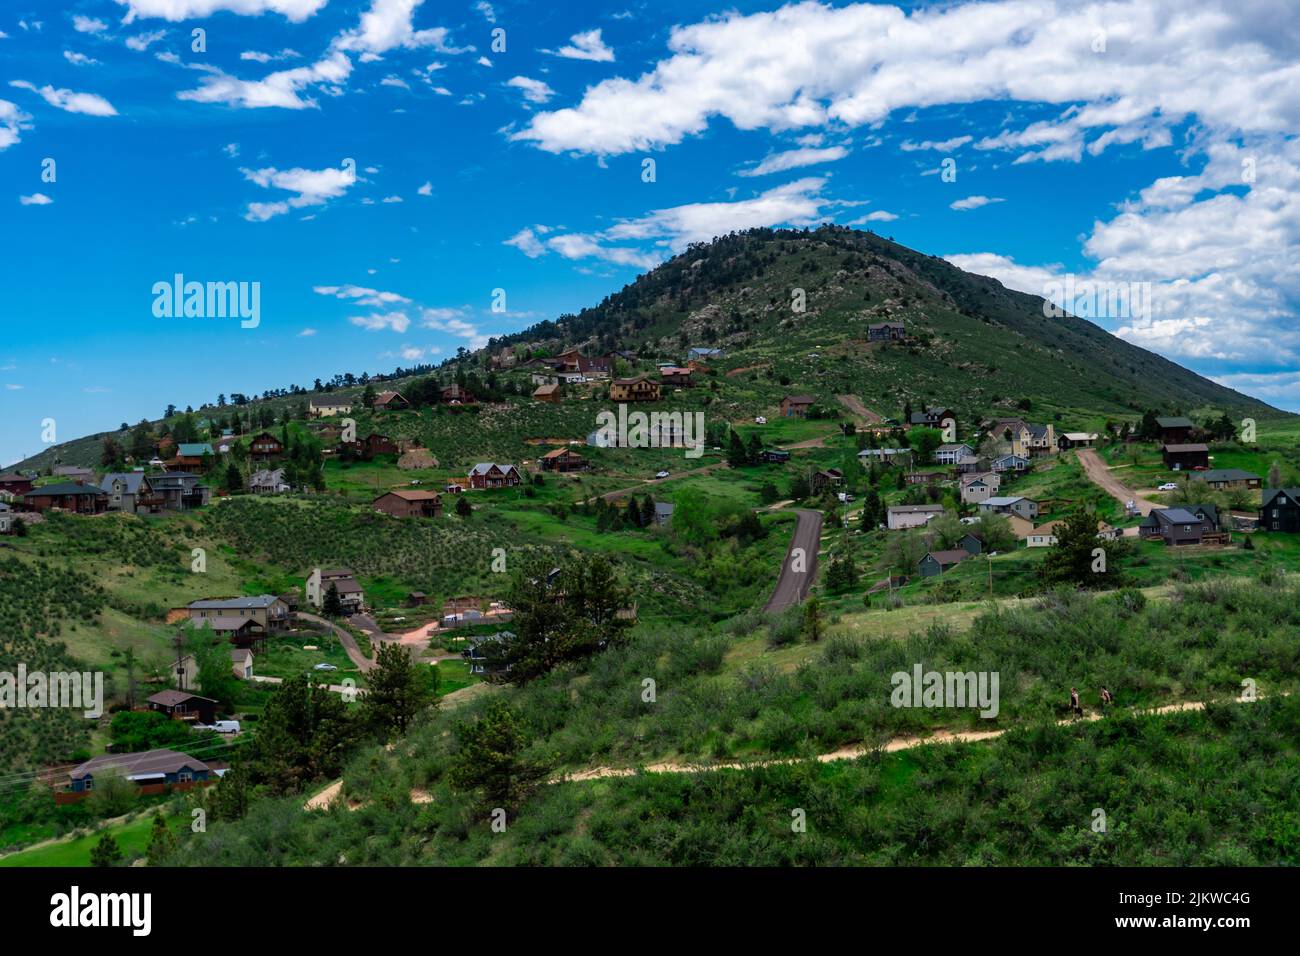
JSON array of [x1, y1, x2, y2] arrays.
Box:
[[0, 810, 187, 868]]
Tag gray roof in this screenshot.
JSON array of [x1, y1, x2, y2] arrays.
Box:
[[469, 462, 518, 476], [1200, 469, 1259, 482], [100, 472, 151, 495], [188, 595, 282, 610], [1261, 488, 1300, 507], [148, 689, 217, 707], [1156, 416, 1194, 428], [655, 502, 675, 517], [24, 482, 107, 497], [888, 504, 944, 514], [1157, 508, 1201, 524], [70, 748, 210, 782], [981, 496, 1026, 506]]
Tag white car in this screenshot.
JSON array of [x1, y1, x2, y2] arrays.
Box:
[[755, 416, 767, 425], [313, 663, 338, 671], [1157, 482, 1179, 491], [655, 470, 671, 479]]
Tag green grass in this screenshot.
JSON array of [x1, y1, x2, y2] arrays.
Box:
[[0, 809, 188, 868]]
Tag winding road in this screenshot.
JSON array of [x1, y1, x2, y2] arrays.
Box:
[[296, 610, 376, 672], [764, 508, 823, 613], [1076, 448, 1159, 516]]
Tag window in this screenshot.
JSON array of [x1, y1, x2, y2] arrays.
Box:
[[84, 778, 94, 792], [178, 771, 192, 783]]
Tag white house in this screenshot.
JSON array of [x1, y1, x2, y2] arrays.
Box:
[[978, 496, 1040, 521], [886, 503, 945, 530], [935, 443, 976, 466]]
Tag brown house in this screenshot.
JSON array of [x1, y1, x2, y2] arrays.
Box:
[[609, 376, 661, 402], [0, 473, 34, 496], [147, 690, 218, 724], [810, 468, 846, 493], [538, 447, 588, 473], [373, 390, 411, 411], [1163, 443, 1210, 470], [373, 489, 443, 518], [780, 395, 815, 418], [468, 463, 522, 489], [1156, 416, 1196, 445], [532, 383, 562, 403], [248, 432, 284, 462], [23, 482, 109, 514], [659, 367, 693, 387], [441, 384, 474, 405]]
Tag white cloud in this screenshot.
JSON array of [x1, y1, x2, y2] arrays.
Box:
[[241, 164, 356, 220], [335, 0, 470, 56], [63, 51, 100, 66], [738, 145, 848, 177], [19, 193, 53, 205], [949, 195, 1002, 211], [474, 2, 496, 23], [899, 136, 972, 152], [507, 76, 555, 105], [9, 81, 117, 116], [298, 327, 317, 337], [846, 210, 898, 224], [178, 51, 352, 109], [223, 142, 239, 157], [544, 28, 614, 63], [240, 48, 301, 63], [112, 0, 326, 22], [314, 284, 411, 307], [125, 30, 167, 51], [0, 100, 32, 151], [504, 227, 546, 258], [417, 181, 432, 196], [381, 74, 410, 89], [381, 195, 403, 203], [350, 311, 411, 332], [72, 16, 108, 34]]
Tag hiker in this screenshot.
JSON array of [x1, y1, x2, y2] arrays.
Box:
[[1100, 686, 1114, 708], [1070, 687, 1083, 718]]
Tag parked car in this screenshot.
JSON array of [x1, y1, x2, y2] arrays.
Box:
[[313, 663, 338, 671], [655, 470, 671, 479], [755, 416, 767, 424], [1157, 482, 1178, 491]]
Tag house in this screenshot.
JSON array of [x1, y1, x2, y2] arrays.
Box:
[[1162, 443, 1210, 470], [887, 503, 944, 530], [230, 648, 254, 680], [0, 473, 34, 496], [1156, 416, 1196, 445], [343, 432, 400, 458], [310, 397, 354, 417], [66, 749, 212, 797], [174, 442, 215, 472], [1198, 468, 1262, 490], [405, 591, 428, 607], [905, 471, 943, 485], [1025, 423, 1057, 457], [659, 366, 694, 387], [53, 466, 95, 481], [960, 473, 1000, 505], [373, 390, 411, 411], [1057, 432, 1099, 449], [100, 472, 160, 514], [373, 489, 443, 518], [978, 496, 1040, 521], [1139, 506, 1220, 546], [609, 376, 661, 402], [147, 689, 218, 724], [954, 455, 986, 475], [464, 631, 514, 676], [22, 483, 109, 514], [867, 321, 907, 342], [441, 384, 474, 405], [761, 449, 792, 463], [1260, 488, 1300, 532], [556, 349, 612, 378], [468, 463, 522, 489], [780, 395, 815, 418], [935, 442, 976, 465], [186, 595, 290, 644], [984, 418, 1033, 457], [857, 447, 912, 466], [150, 472, 210, 510], [531, 371, 559, 387], [918, 549, 970, 577], [654, 502, 675, 527], [538, 447, 588, 473], [811, 468, 846, 493], [956, 532, 985, 555], [910, 407, 957, 436], [318, 569, 365, 613], [532, 383, 562, 403], [1025, 520, 1066, 548], [247, 432, 284, 462], [248, 467, 290, 494], [992, 454, 1031, 473], [688, 347, 725, 361], [0, 505, 13, 535]]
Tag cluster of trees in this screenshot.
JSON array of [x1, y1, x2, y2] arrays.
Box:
[[1134, 408, 1238, 443], [592, 494, 659, 532], [727, 429, 767, 467]]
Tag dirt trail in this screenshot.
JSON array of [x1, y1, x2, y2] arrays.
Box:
[[763, 509, 823, 613], [836, 394, 883, 423], [1076, 448, 1159, 516], [556, 695, 1261, 783]]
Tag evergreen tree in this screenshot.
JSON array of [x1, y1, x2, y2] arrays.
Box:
[[456, 494, 473, 517], [90, 831, 123, 868], [362, 642, 436, 738], [448, 699, 544, 811], [727, 430, 748, 468], [145, 812, 178, 866], [1041, 510, 1118, 588], [322, 583, 343, 617]]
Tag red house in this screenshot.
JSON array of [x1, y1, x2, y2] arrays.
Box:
[[468, 463, 522, 489], [249, 432, 284, 462], [23, 483, 109, 514], [0, 473, 34, 496]]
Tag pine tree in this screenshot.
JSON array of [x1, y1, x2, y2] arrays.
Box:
[[145, 812, 178, 866], [448, 699, 544, 811], [90, 831, 123, 868], [456, 495, 473, 517], [322, 583, 343, 617], [362, 642, 436, 738]]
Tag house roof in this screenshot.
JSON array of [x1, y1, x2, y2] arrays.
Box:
[[188, 595, 282, 610], [0, 472, 31, 482], [469, 463, 518, 475], [1163, 443, 1209, 453], [981, 496, 1026, 506], [1062, 432, 1098, 441], [783, 394, 815, 404], [249, 468, 287, 484], [70, 748, 210, 782], [540, 446, 582, 459], [533, 383, 561, 396], [378, 489, 442, 502], [176, 443, 214, 457], [1261, 488, 1300, 507], [1200, 468, 1259, 482], [230, 648, 254, 663], [937, 443, 972, 452], [195, 616, 256, 632], [24, 482, 107, 497], [888, 504, 944, 514], [993, 454, 1029, 463], [100, 472, 151, 494], [924, 549, 970, 566], [1157, 508, 1202, 524], [374, 390, 406, 405], [612, 375, 655, 386], [1156, 416, 1194, 428], [313, 397, 354, 407], [147, 689, 217, 707]]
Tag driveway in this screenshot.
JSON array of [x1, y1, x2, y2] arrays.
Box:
[[296, 611, 375, 672], [764, 508, 823, 613], [1076, 448, 1159, 516]]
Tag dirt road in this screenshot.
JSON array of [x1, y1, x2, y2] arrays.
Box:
[[296, 611, 375, 672], [836, 394, 883, 423], [1076, 448, 1159, 516], [763, 508, 823, 614]]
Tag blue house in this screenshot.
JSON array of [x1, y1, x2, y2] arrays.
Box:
[[68, 748, 212, 794]]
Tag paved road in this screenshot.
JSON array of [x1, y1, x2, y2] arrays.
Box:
[[764, 508, 823, 613], [296, 611, 376, 672], [1076, 448, 1158, 516]]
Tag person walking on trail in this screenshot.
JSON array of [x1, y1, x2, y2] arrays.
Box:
[[1070, 687, 1083, 718], [1100, 687, 1114, 708]]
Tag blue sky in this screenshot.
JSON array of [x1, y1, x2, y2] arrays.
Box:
[[2, 0, 1297, 465]]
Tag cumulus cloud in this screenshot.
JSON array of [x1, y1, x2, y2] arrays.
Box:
[[19, 193, 53, 205], [0, 100, 32, 151], [949, 195, 1003, 211], [178, 51, 352, 109], [738, 145, 849, 177], [112, 0, 326, 22], [63, 51, 100, 66], [507, 76, 555, 105], [124, 30, 167, 51], [9, 81, 117, 116], [241, 163, 356, 220], [544, 28, 614, 62], [313, 284, 411, 307], [335, 0, 470, 56], [72, 16, 108, 34]]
